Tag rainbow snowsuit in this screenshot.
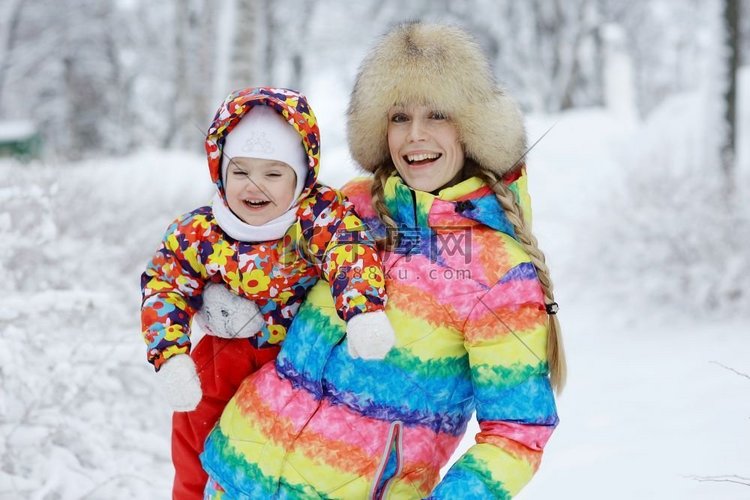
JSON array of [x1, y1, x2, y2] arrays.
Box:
[[140, 88, 386, 370], [200, 171, 559, 498]]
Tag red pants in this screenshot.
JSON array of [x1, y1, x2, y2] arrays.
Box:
[[171, 336, 280, 500]]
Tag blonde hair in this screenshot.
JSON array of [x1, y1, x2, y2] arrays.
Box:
[[371, 163, 400, 251], [370, 164, 567, 393], [477, 167, 566, 393]]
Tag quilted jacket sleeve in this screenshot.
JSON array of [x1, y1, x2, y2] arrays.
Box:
[[429, 236, 558, 499], [140, 212, 209, 371], [297, 186, 386, 322]]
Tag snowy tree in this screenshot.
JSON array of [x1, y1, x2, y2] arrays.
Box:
[[743, 0, 750, 65], [600, 23, 637, 122], [216, 0, 270, 97], [588, 0, 750, 313], [318, 0, 607, 114], [0, 0, 152, 158], [258, 0, 318, 90], [0, 0, 25, 117], [512, 0, 604, 112], [0, 0, 744, 165], [721, 0, 740, 183]]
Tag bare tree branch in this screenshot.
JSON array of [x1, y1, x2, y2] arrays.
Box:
[[710, 361, 750, 381], [686, 474, 750, 486]]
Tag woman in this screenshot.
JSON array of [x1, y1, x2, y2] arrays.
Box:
[[200, 22, 565, 499]]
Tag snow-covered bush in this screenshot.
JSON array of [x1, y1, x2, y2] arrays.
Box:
[[0, 167, 58, 293], [589, 91, 750, 315], [0, 151, 210, 498]]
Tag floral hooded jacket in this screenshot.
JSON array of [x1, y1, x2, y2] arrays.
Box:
[[140, 88, 386, 370], [200, 170, 559, 498]]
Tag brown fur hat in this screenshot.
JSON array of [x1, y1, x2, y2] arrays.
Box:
[[347, 22, 527, 177]]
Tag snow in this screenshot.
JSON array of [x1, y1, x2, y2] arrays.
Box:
[[0, 121, 36, 141], [2, 78, 749, 500], [521, 315, 750, 499]]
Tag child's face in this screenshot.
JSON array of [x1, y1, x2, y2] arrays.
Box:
[[225, 157, 297, 226]]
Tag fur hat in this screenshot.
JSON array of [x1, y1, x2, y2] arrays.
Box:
[[347, 22, 526, 177]]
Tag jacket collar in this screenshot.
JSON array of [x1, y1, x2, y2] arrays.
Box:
[[383, 174, 517, 238]]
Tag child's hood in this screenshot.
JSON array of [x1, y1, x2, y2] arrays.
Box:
[[205, 87, 321, 205]]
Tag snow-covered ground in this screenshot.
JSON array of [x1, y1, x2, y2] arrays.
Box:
[[2, 84, 749, 498]]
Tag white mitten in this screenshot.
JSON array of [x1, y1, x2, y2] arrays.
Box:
[[346, 311, 396, 360], [195, 282, 265, 339], [157, 354, 202, 412]]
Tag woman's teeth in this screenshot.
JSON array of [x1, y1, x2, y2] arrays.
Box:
[[405, 153, 441, 164]]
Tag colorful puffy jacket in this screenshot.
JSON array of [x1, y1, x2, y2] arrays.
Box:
[[140, 88, 386, 370], [200, 171, 559, 498]]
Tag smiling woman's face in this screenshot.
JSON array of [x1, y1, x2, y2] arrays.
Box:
[[387, 104, 465, 193]]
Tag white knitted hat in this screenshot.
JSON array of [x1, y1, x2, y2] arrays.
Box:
[[221, 105, 307, 202]]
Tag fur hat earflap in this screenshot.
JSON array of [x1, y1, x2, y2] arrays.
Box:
[[347, 22, 526, 177]]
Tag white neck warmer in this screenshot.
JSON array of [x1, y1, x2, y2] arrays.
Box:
[[211, 193, 298, 242]]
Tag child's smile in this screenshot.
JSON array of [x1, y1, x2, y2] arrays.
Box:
[[224, 157, 297, 226]]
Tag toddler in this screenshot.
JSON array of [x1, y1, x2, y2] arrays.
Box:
[[140, 87, 394, 499]]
